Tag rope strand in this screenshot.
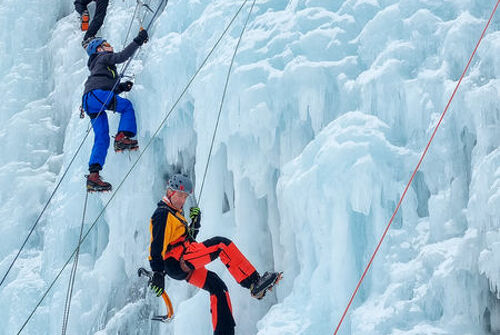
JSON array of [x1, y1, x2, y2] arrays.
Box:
[[61, 191, 89, 335], [333, 1, 500, 333], [122, 1, 141, 49], [198, 0, 257, 203]]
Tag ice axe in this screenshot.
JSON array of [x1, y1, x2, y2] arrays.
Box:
[[138, 267, 174, 322], [137, 0, 154, 13]]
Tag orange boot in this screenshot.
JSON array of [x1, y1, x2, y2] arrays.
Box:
[[81, 10, 89, 31]]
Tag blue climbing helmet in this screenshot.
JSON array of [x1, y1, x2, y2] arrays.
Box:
[[86, 37, 107, 56], [167, 174, 193, 194]]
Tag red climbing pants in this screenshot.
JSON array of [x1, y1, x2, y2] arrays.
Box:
[[163, 236, 259, 335]]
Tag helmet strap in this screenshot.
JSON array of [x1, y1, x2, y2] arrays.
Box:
[[162, 194, 172, 205], [163, 192, 181, 211]]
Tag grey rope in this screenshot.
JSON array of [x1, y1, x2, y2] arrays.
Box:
[[122, 0, 141, 49], [119, 0, 160, 82], [139, 0, 156, 28], [16, 1, 250, 332], [60, 191, 89, 335], [198, 0, 257, 203]]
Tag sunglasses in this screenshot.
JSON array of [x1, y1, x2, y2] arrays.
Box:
[[101, 42, 111, 48]]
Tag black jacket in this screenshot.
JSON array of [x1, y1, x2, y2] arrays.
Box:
[[83, 41, 140, 95]]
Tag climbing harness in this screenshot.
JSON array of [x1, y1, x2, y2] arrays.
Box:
[[60, 192, 88, 335], [0, 0, 169, 290], [16, 0, 254, 332], [197, 0, 257, 205], [82, 90, 117, 117], [333, 0, 500, 333]]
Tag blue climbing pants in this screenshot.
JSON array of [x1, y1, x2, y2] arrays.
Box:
[[83, 89, 137, 170]]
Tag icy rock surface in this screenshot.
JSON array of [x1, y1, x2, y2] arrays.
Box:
[[0, 0, 499, 334]]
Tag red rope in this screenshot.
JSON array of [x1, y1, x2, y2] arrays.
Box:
[[333, 1, 500, 333]]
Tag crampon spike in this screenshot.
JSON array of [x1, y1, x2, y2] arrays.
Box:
[[115, 147, 139, 153], [151, 314, 173, 323]]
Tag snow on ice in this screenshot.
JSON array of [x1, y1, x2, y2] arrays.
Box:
[[0, 0, 499, 334]]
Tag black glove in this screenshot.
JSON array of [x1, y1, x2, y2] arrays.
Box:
[[117, 80, 133, 93], [188, 207, 201, 240], [134, 29, 149, 46], [150, 271, 164, 297]]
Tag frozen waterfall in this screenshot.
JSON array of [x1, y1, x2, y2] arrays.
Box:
[[0, 0, 499, 334]]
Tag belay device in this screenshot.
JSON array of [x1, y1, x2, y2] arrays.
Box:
[[138, 267, 174, 322]]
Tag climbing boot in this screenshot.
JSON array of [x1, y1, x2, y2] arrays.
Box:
[[250, 271, 283, 300], [86, 172, 112, 192], [81, 10, 90, 31], [114, 132, 139, 152]]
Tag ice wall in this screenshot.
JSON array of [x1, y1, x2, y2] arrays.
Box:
[[0, 0, 499, 334]]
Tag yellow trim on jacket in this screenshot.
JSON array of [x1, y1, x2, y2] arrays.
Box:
[[149, 202, 188, 262]]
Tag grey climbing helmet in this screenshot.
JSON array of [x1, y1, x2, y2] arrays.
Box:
[[167, 174, 193, 194]]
